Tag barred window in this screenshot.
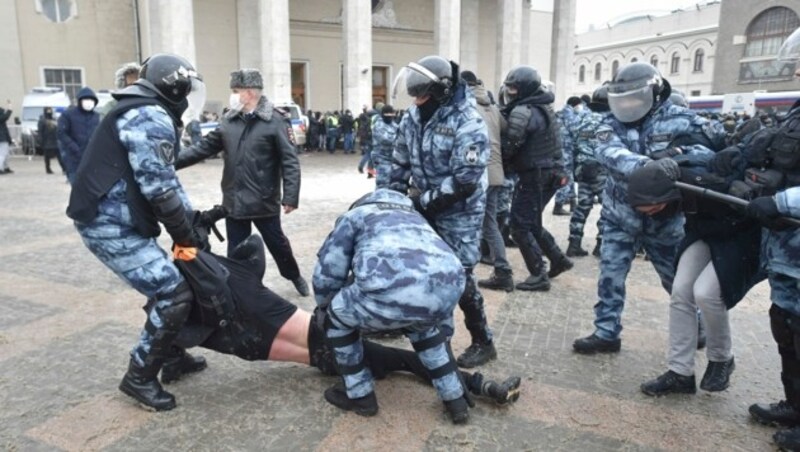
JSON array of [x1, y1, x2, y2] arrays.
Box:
[[43, 68, 83, 102], [744, 7, 800, 58]]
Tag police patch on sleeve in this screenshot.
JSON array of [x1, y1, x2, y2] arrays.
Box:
[[465, 145, 479, 165], [157, 140, 175, 165], [596, 130, 612, 143]]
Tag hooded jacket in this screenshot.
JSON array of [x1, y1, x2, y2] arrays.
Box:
[[176, 96, 300, 219], [57, 86, 100, 175]]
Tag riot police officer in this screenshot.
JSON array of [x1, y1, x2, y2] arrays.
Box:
[[67, 54, 206, 411], [390, 55, 496, 368], [500, 65, 573, 292], [746, 26, 800, 451], [566, 85, 610, 257], [572, 62, 723, 354], [312, 189, 473, 423], [371, 104, 399, 189]]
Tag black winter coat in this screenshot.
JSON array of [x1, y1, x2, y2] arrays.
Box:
[[176, 96, 301, 219], [37, 116, 59, 156], [0, 108, 11, 144]]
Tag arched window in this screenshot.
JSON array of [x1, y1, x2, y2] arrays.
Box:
[[579, 65, 586, 83], [612, 60, 620, 78], [36, 0, 77, 23], [745, 7, 800, 57], [740, 7, 800, 82], [670, 52, 680, 74], [650, 55, 658, 67], [693, 49, 705, 72], [631, 57, 638, 63], [594, 63, 602, 81]]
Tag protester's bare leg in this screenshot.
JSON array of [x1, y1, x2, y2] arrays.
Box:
[[269, 309, 311, 364]]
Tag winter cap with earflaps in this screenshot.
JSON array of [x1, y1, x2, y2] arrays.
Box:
[[230, 69, 263, 89]]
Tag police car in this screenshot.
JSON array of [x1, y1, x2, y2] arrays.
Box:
[[275, 102, 307, 148]]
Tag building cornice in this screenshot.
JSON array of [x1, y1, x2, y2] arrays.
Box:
[[575, 24, 718, 54]]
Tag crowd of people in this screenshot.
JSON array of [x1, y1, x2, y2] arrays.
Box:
[[22, 23, 800, 449]]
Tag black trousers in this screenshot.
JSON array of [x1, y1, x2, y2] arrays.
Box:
[[226, 216, 301, 281]]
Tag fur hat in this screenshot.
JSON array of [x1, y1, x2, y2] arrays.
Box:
[[115, 62, 141, 89], [230, 69, 263, 89], [567, 96, 582, 107]]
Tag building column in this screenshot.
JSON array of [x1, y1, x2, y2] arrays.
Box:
[[496, 0, 522, 87], [520, 0, 531, 65], [342, 0, 372, 112], [143, 0, 197, 65], [237, 0, 260, 69], [435, 0, 460, 61], [258, 0, 291, 103], [459, 0, 479, 72], [549, 0, 576, 104], [528, 0, 554, 78]]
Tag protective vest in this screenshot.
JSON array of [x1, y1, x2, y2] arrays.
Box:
[[511, 104, 562, 172], [738, 107, 800, 198], [66, 97, 180, 237]]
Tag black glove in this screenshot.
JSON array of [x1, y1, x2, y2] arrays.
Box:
[[649, 147, 682, 160], [746, 196, 779, 222], [645, 158, 680, 181], [709, 147, 743, 177], [151, 190, 197, 247], [409, 194, 424, 213]]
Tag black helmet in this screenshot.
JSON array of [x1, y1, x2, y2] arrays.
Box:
[[607, 62, 671, 124], [139, 53, 201, 104], [404, 55, 458, 103], [502, 65, 541, 103], [589, 84, 610, 113]]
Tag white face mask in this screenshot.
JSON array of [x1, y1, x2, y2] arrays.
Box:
[[229, 93, 243, 111], [80, 99, 96, 111]]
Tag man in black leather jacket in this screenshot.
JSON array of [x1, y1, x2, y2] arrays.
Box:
[[176, 68, 308, 297]]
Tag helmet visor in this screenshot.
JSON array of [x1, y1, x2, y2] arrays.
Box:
[[391, 62, 439, 106], [778, 28, 800, 62], [186, 77, 206, 116], [608, 84, 654, 123]]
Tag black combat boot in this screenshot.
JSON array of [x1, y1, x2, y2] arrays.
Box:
[[552, 203, 569, 216], [478, 268, 514, 292], [566, 239, 589, 257], [324, 381, 379, 416], [444, 396, 470, 424], [515, 273, 550, 291], [161, 348, 208, 384], [699, 357, 735, 392], [749, 401, 800, 427], [592, 239, 602, 257], [119, 358, 176, 411], [572, 334, 621, 354], [547, 255, 574, 279], [456, 342, 497, 368], [482, 376, 522, 405], [640, 370, 697, 396], [774, 427, 800, 451]]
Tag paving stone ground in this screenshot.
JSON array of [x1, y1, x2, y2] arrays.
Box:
[[0, 152, 785, 451]]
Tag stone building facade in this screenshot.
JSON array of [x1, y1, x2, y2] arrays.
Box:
[[569, 2, 720, 99]]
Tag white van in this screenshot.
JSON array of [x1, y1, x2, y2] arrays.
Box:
[[20, 87, 71, 155]]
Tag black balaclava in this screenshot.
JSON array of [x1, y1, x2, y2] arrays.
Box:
[[417, 97, 440, 124]]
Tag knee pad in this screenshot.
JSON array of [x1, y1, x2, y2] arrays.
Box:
[[156, 281, 193, 330]]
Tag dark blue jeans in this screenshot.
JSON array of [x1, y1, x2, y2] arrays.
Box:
[[509, 168, 560, 276], [226, 215, 301, 281]]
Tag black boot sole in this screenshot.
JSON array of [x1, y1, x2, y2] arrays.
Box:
[[324, 387, 378, 417], [118, 382, 176, 411]]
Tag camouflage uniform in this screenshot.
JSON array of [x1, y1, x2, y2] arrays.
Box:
[[554, 106, 580, 206], [390, 84, 494, 348], [591, 102, 720, 340], [75, 105, 192, 366], [567, 111, 607, 244], [371, 117, 399, 189], [312, 189, 467, 402]]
